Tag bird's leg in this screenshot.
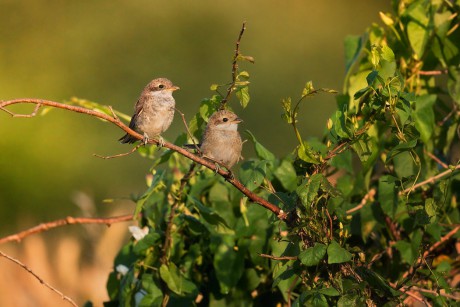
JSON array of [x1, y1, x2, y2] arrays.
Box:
[[142, 132, 150, 146], [157, 136, 165, 147]]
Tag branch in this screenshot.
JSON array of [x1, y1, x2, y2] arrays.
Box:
[[0, 214, 133, 244], [0, 99, 284, 219], [346, 188, 376, 214], [258, 253, 297, 261], [219, 22, 246, 110], [0, 250, 78, 307], [400, 164, 460, 195], [399, 225, 460, 282]]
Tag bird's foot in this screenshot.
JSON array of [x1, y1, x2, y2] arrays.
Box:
[[142, 133, 150, 146], [157, 136, 165, 147]]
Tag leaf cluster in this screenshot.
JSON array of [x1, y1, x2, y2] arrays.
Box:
[[103, 1, 460, 306]]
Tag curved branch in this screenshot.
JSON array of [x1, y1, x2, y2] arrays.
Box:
[[0, 99, 283, 218], [0, 214, 134, 244]]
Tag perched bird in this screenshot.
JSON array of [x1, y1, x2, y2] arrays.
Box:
[[200, 109, 243, 169], [119, 78, 179, 145]]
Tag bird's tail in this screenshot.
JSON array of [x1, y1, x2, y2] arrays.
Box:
[[119, 133, 137, 144]]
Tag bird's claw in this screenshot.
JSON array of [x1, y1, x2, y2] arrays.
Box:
[[142, 133, 150, 146], [157, 136, 165, 147]]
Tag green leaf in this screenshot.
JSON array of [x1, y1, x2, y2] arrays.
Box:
[[189, 197, 234, 235], [235, 85, 250, 108], [318, 287, 340, 296], [333, 109, 351, 139], [344, 35, 364, 75], [274, 158, 297, 191], [213, 241, 245, 294], [378, 175, 398, 218], [298, 243, 327, 266], [245, 130, 276, 163], [394, 240, 414, 264], [239, 160, 268, 191], [406, 3, 430, 59], [296, 174, 323, 208], [327, 240, 352, 264], [386, 139, 418, 163], [159, 263, 198, 296], [448, 66, 460, 105], [414, 94, 436, 144], [134, 172, 165, 218], [356, 267, 401, 297], [298, 142, 321, 164]]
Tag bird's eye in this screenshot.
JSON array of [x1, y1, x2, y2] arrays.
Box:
[[222, 118, 228, 122], [158, 84, 165, 89]]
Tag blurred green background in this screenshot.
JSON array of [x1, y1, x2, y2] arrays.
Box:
[[0, 0, 390, 233]]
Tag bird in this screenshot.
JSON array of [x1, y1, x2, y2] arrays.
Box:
[[199, 109, 243, 169], [119, 78, 179, 145]]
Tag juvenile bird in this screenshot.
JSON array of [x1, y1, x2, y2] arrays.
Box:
[[200, 109, 243, 169], [119, 78, 179, 145]]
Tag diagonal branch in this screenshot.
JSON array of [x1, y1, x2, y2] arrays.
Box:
[[0, 98, 283, 219], [0, 250, 78, 307]]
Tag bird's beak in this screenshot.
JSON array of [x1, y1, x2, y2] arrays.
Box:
[[234, 117, 243, 124], [168, 85, 180, 91]]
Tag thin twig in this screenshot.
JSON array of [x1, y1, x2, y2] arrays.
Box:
[[399, 225, 460, 281], [0, 250, 78, 307], [94, 143, 143, 159], [402, 285, 459, 300], [424, 150, 449, 169], [258, 253, 297, 261], [0, 98, 284, 219], [346, 188, 376, 214], [400, 164, 460, 195], [219, 22, 246, 110], [0, 214, 133, 244], [418, 69, 448, 75], [175, 107, 201, 152]]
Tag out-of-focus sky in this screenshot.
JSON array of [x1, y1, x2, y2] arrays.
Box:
[[0, 0, 391, 229]]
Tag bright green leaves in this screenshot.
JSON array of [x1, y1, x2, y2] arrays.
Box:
[[404, 0, 431, 59], [281, 82, 336, 165], [240, 160, 268, 191], [298, 243, 327, 266], [245, 130, 276, 163], [378, 175, 398, 218], [160, 263, 198, 296], [235, 71, 251, 108], [213, 240, 246, 294], [413, 94, 436, 144], [296, 173, 324, 209], [327, 240, 352, 264]]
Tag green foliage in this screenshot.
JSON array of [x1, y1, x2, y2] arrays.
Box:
[[105, 1, 460, 306]]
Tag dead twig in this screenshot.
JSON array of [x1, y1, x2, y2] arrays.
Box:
[[258, 253, 297, 261], [0, 250, 78, 307], [219, 22, 247, 110], [346, 188, 376, 214]]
